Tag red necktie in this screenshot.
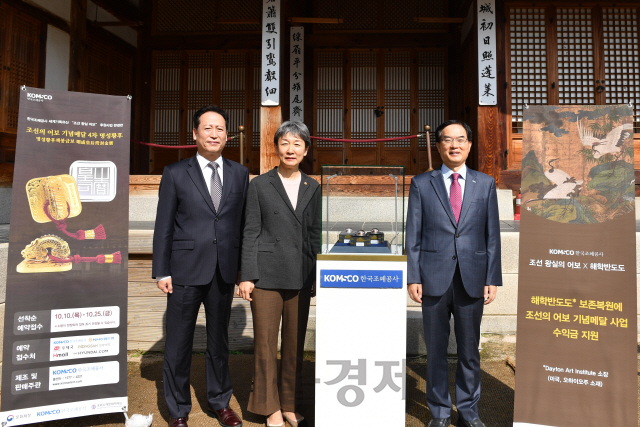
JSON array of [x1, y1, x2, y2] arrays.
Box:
[[450, 173, 462, 223]]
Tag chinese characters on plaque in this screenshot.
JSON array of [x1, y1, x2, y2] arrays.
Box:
[[477, 0, 497, 105], [290, 26, 304, 121], [261, 0, 281, 106]]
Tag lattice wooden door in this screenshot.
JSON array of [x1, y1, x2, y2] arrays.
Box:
[[150, 50, 259, 174], [313, 48, 447, 174], [506, 4, 640, 171], [557, 8, 596, 106], [0, 6, 40, 133], [347, 50, 380, 166]]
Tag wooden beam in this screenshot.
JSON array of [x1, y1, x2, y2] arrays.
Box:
[[289, 17, 344, 24], [69, 0, 87, 92], [215, 19, 260, 25], [91, 21, 143, 27], [147, 34, 261, 50], [414, 17, 465, 23], [90, 0, 140, 23], [260, 107, 282, 174], [306, 33, 456, 48]]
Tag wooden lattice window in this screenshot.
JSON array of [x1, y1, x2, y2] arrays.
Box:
[[151, 50, 259, 173], [152, 52, 182, 146], [86, 40, 109, 95], [315, 50, 344, 148], [505, 4, 640, 171], [86, 31, 134, 97], [252, 51, 261, 151], [603, 7, 640, 133], [1, 8, 40, 133], [558, 8, 595, 105], [417, 50, 446, 147], [350, 51, 377, 147], [508, 8, 547, 134], [220, 53, 246, 148], [313, 48, 447, 173], [186, 52, 215, 141], [383, 51, 411, 148]]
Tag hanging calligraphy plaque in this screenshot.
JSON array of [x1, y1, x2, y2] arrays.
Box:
[[478, 0, 497, 105], [261, 0, 281, 106], [289, 26, 304, 121]]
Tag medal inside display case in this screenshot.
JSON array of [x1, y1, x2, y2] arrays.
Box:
[[321, 165, 405, 255]]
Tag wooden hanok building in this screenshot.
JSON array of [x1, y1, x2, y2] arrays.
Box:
[[0, 0, 638, 189]]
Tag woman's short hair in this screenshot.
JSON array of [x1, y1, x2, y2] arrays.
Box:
[[273, 121, 311, 149]]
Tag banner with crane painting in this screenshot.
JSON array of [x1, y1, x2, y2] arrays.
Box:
[[513, 105, 637, 426]]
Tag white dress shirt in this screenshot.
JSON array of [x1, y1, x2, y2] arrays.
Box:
[[196, 152, 224, 192], [441, 163, 467, 202]]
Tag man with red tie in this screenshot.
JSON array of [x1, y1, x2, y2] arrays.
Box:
[[405, 120, 502, 427]]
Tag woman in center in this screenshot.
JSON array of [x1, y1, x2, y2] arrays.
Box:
[[238, 121, 321, 427]]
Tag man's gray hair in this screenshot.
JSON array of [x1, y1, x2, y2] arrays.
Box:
[[274, 121, 311, 149]]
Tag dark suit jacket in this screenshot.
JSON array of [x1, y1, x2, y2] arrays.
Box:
[[152, 155, 249, 286], [240, 167, 321, 290], [405, 166, 502, 298]]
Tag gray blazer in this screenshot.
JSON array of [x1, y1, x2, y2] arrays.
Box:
[[240, 167, 321, 290]]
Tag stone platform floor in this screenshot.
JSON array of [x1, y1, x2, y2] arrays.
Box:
[[11, 339, 640, 427]]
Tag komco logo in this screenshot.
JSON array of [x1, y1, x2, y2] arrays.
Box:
[[323, 274, 360, 283], [26, 93, 52, 100], [36, 410, 60, 417], [52, 368, 76, 375]]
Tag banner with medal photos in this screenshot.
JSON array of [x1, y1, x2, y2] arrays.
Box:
[[0, 87, 130, 425]]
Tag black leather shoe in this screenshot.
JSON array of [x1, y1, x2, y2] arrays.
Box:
[[427, 418, 451, 427], [458, 418, 486, 427], [212, 407, 243, 427], [169, 417, 188, 427]]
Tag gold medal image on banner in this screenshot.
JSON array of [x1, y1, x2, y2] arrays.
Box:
[[17, 235, 72, 273], [17, 234, 122, 273], [26, 174, 81, 223], [25, 173, 106, 240]]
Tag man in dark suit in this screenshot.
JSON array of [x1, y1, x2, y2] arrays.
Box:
[[152, 105, 248, 427], [406, 120, 502, 427]]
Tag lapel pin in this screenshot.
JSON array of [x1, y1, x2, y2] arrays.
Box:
[[472, 180, 476, 183], [304, 181, 308, 185]]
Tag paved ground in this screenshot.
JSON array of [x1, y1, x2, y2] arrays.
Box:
[[11, 338, 640, 426]]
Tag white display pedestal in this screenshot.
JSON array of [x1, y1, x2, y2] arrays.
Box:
[[315, 254, 407, 427]]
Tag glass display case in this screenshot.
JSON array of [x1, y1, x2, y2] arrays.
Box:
[[321, 165, 405, 255]]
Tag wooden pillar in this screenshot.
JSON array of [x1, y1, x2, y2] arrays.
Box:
[[260, 106, 282, 174], [476, 106, 500, 181], [68, 0, 87, 92], [474, 0, 507, 184], [133, 0, 152, 174]]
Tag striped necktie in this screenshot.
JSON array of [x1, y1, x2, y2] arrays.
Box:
[[209, 161, 222, 212]]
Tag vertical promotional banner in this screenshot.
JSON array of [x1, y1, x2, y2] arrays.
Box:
[[0, 87, 130, 425], [289, 26, 304, 121], [261, 0, 281, 106], [477, 0, 496, 105], [514, 105, 637, 426]]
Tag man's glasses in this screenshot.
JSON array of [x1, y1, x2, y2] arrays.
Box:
[[440, 137, 468, 145]]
